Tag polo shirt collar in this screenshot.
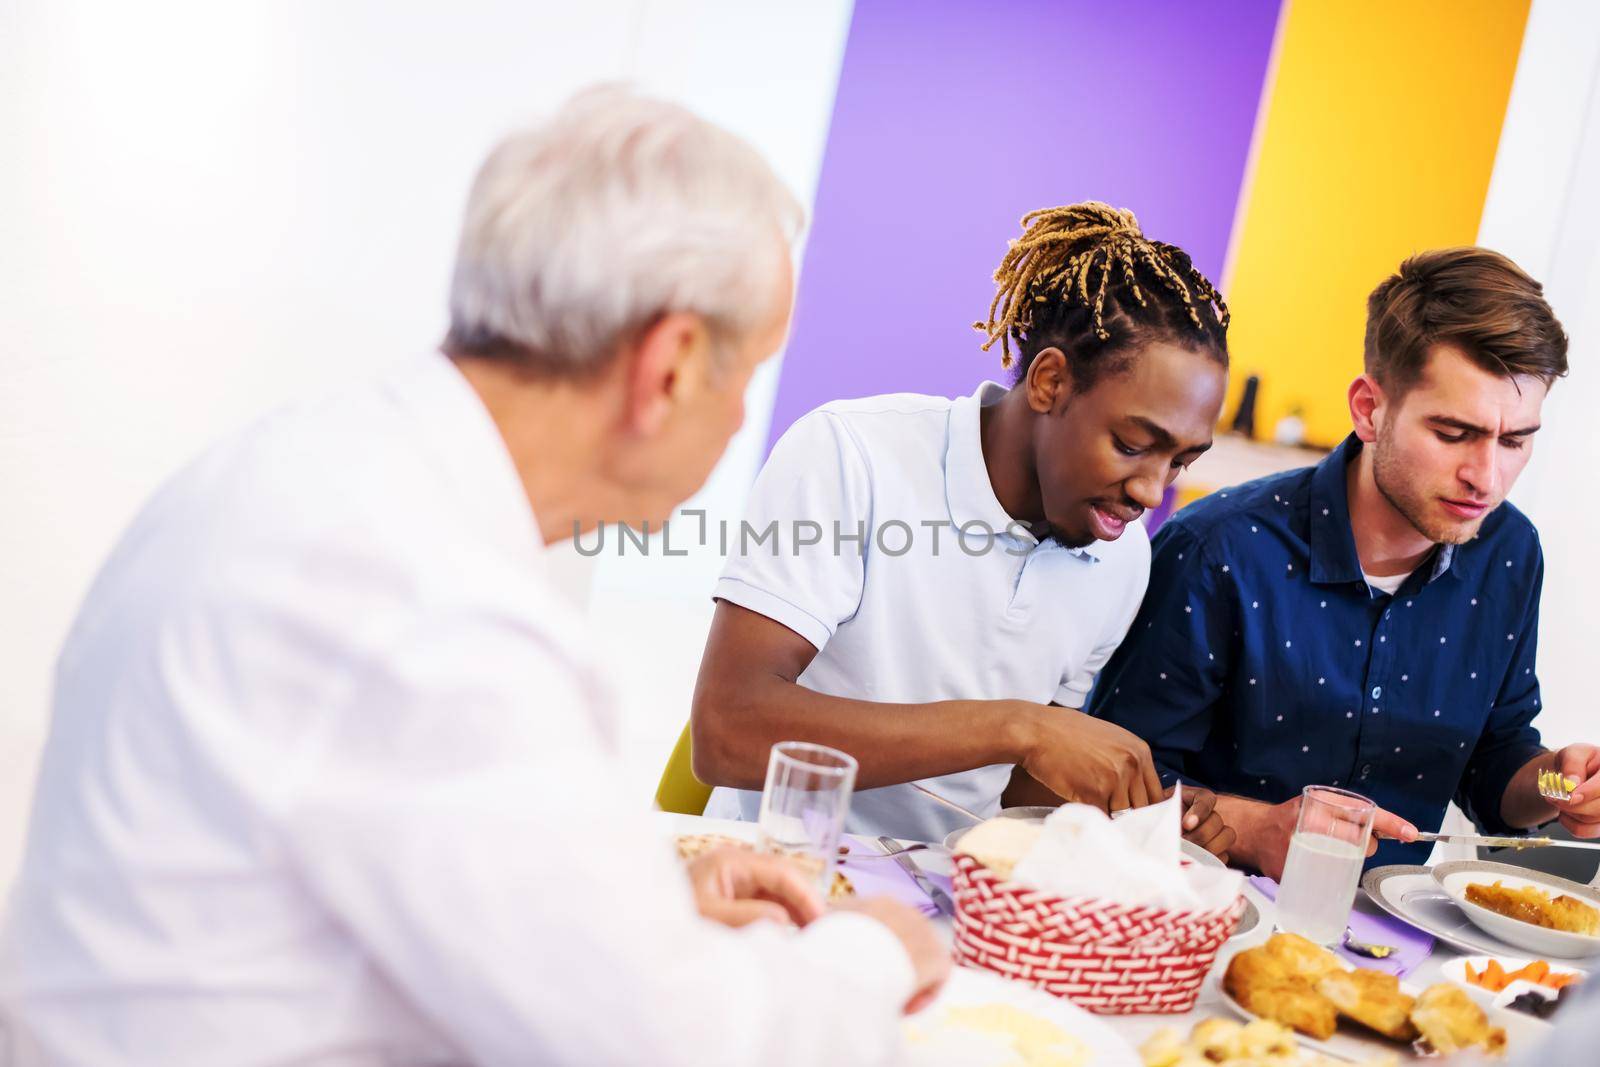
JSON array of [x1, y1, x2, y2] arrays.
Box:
[[944, 382, 1097, 560], [1308, 432, 1456, 587]]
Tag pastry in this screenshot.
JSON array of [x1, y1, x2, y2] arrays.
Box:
[[1316, 968, 1418, 1042], [1409, 982, 1506, 1056], [1466, 880, 1600, 936], [1222, 947, 1338, 1040]]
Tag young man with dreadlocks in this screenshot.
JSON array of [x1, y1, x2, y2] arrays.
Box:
[[1089, 247, 1600, 880], [691, 203, 1236, 849]]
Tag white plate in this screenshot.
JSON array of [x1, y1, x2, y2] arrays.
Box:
[[1432, 861, 1600, 959], [1215, 959, 1546, 1061], [1363, 865, 1541, 957], [1438, 954, 1586, 1010], [902, 965, 1139, 1067]]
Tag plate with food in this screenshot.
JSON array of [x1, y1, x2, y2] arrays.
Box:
[[901, 964, 1139, 1067], [674, 832, 857, 902], [1439, 954, 1585, 1017], [1363, 865, 1532, 957], [1142, 1016, 1393, 1067], [1432, 861, 1600, 959], [1217, 931, 1543, 1060]]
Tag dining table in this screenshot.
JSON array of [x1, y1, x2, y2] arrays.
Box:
[[660, 812, 1479, 1057]]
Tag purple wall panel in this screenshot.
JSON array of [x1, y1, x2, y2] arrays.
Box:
[[769, 0, 1282, 449]]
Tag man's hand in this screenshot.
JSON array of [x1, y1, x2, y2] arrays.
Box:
[[1548, 743, 1600, 839], [1176, 785, 1235, 861], [1016, 705, 1165, 813], [836, 898, 951, 1015], [687, 848, 824, 929], [1215, 794, 1417, 880]]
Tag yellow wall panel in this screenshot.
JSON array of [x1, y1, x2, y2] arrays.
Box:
[[1222, 0, 1529, 447]]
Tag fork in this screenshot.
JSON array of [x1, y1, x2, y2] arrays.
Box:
[[1539, 768, 1579, 803], [838, 842, 931, 860]]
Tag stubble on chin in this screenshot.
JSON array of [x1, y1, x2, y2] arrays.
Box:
[[1371, 440, 1491, 546]]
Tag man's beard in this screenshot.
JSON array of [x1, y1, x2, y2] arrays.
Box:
[[1370, 433, 1491, 545], [1047, 526, 1095, 550]]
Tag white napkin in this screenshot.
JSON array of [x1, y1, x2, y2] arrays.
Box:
[[1008, 792, 1242, 912]]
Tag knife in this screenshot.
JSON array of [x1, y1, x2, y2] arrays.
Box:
[[1409, 831, 1600, 853], [908, 782, 984, 823], [877, 834, 956, 917]]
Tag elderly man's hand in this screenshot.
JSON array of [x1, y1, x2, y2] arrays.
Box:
[[1549, 743, 1600, 839], [835, 898, 951, 1014], [687, 847, 825, 929]]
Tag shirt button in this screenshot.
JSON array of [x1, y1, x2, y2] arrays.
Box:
[[1370, 686, 1382, 700], [1360, 764, 1373, 778]]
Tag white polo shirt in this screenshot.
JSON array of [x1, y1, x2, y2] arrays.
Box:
[[709, 381, 1151, 843]]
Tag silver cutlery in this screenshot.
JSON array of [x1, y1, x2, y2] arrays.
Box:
[[908, 782, 984, 823], [1342, 928, 1396, 959], [877, 834, 956, 917], [1409, 831, 1600, 853], [838, 842, 931, 859]]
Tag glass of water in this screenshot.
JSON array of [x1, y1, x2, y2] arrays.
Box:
[[1275, 785, 1376, 946], [757, 741, 858, 895]]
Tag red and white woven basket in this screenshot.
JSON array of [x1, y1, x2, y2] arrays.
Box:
[[950, 853, 1245, 1015]]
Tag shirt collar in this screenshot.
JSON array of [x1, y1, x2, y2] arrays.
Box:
[[943, 381, 1096, 560], [379, 350, 546, 566], [1308, 433, 1456, 587]]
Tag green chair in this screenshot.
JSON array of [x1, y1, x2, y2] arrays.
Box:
[[654, 720, 714, 815]]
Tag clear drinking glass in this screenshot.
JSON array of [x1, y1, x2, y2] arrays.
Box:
[[757, 741, 858, 894], [1274, 785, 1376, 946]]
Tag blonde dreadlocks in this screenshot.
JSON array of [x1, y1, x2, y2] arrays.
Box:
[[974, 202, 1230, 376]]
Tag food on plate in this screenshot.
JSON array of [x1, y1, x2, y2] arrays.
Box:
[[1463, 957, 1580, 993], [1262, 931, 1344, 982], [1315, 969, 1418, 1042], [1225, 933, 1511, 1055], [1507, 985, 1574, 1021], [1222, 945, 1338, 1040], [904, 1002, 1089, 1067], [1465, 880, 1600, 936], [953, 817, 1044, 880], [1409, 983, 1507, 1056], [1141, 1017, 1395, 1067], [672, 834, 854, 902]]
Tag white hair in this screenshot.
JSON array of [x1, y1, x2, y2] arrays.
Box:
[[446, 85, 804, 372]]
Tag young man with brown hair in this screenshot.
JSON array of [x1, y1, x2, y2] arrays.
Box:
[[1089, 247, 1600, 878]]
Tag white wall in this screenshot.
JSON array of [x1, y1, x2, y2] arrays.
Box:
[[0, 0, 854, 887], [1481, 0, 1600, 750]]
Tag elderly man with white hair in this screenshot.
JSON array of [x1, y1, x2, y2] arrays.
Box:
[[0, 87, 945, 1066]]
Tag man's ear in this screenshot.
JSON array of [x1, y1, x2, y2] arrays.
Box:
[[624, 312, 711, 436], [1023, 348, 1073, 415], [1348, 373, 1385, 443]]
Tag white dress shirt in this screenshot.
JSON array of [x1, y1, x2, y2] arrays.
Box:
[[0, 352, 912, 1067], [707, 383, 1151, 843]]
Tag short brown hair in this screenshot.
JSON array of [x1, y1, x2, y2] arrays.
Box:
[[1364, 247, 1568, 396]]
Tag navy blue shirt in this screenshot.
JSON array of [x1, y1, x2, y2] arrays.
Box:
[[1088, 435, 1547, 867]]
